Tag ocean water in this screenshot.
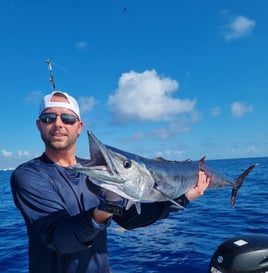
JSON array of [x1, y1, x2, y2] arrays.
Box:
[[1, 157, 267, 273]]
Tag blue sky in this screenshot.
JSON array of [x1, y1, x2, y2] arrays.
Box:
[[1, 0, 267, 169]]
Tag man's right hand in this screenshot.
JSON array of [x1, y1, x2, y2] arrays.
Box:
[[96, 189, 128, 216], [87, 181, 127, 217], [93, 208, 113, 224]]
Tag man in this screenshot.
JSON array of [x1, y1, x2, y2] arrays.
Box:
[[10, 91, 210, 273]]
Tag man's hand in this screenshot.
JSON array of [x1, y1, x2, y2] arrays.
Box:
[[185, 171, 211, 201], [87, 181, 128, 223], [87, 181, 127, 215], [93, 208, 113, 224], [96, 189, 127, 215], [92, 189, 128, 224]]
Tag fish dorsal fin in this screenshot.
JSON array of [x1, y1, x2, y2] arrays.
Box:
[[88, 131, 107, 165], [154, 157, 168, 161], [88, 131, 118, 175], [154, 157, 192, 164]]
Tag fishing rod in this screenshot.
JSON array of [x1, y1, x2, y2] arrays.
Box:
[[46, 59, 56, 91]]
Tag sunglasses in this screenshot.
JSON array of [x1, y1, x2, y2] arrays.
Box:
[[39, 112, 79, 125]]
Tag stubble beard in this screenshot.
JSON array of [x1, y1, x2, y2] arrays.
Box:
[[41, 132, 78, 152]]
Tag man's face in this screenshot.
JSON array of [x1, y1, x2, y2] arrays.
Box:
[[36, 94, 83, 152]]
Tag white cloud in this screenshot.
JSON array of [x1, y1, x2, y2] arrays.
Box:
[[1, 149, 12, 157], [108, 70, 196, 123], [211, 106, 221, 116], [24, 90, 43, 104], [78, 96, 98, 113], [190, 110, 202, 123], [231, 102, 253, 118], [222, 15, 255, 41], [75, 41, 88, 50], [17, 150, 31, 157]]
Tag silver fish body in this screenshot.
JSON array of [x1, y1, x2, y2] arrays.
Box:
[[69, 131, 257, 213]]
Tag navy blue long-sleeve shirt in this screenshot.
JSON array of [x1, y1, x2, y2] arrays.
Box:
[[10, 153, 189, 273]]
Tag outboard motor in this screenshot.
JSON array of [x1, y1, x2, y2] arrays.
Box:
[[208, 235, 268, 273]]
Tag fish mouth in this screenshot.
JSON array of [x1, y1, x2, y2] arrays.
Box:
[[70, 164, 125, 184]]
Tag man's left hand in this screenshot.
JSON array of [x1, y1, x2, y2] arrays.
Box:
[[185, 171, 211, 201]]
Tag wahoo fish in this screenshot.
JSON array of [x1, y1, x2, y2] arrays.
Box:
[[70, 131, 258, 214]]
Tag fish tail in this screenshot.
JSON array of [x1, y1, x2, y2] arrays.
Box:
[[231, 163, 259, 207]]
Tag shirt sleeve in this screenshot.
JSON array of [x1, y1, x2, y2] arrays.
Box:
[[10, 165, 109, 254]]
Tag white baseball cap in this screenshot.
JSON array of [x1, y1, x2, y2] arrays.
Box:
[[39, 91, 80, 119]]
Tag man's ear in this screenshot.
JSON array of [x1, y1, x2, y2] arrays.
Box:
[[36, 119, 41, 131]]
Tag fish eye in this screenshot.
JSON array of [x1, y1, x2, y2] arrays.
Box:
[[123, 160, 132, 169]]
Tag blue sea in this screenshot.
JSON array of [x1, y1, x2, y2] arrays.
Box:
[[1, 157, 267, 273]]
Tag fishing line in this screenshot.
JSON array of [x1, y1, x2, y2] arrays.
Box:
[[46, 59, 82, 91], [49, 60, 81, 80]]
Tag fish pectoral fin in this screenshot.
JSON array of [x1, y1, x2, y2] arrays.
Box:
[[154, 187, 185, 210], [125, 200, 142, 215], [125, 200, 132, 211], [134, 203, 141, 214], [168, 198, 186, 210]]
